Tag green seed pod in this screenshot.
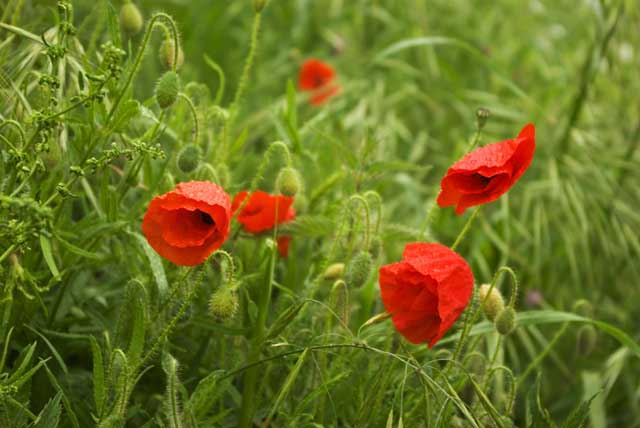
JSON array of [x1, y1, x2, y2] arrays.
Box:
[[368, 236, 383, 258], [159, 38, 184, 70], [476, 107, 490, 130], [176, 144, 202, 174], [573, 299, 594, 318], [479, 283, 505, 322], [576, 324, 598, 357], [329, 280, 349, 326], [276, 167, 302, 197], [208, 287, 238, 322], [119, 2, 143, 36], [253, 0, 267, 12], [155, 71, 180, 109], [495, 307, 516, 335], [343, 251, 372, 288], [322, 263, 345, 281]]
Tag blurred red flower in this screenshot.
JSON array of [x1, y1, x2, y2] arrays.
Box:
[[298, 58, 341, 106], [437, 123, 536, 215], [232, 191, 296, 257], [142, 181, 231, 266], [379, 242, 474, 347]]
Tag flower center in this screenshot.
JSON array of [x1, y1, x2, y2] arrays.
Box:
[[200, 211, 214, 225]]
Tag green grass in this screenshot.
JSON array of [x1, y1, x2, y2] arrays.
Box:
[[1, 0, 640, 427]]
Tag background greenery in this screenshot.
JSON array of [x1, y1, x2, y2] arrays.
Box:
[[1, 0, 639, 427]]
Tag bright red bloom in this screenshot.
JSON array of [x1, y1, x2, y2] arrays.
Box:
[[232, 191, 295, 233], [379, 243, 474, 347], [142, 181, 231, 266], [437, 124, 536, 215], [298, 59, 341, 106]]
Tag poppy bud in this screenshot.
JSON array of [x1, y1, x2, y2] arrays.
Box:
[[329, 280, 349, 326], [576, 325, 597, 357], [322, 263, 345, 280], [344, 251, 372, 288], [495, 307, 516, 335], [369, 236, 382, 258], [275, 167, 302, 197], [208, 287, 238, 322], [155, 71, 180, 109], [253, 0, 267, 12], [176, 144, 202, 174], [119, 2, 143, 36], [479, 283, 505, 322], [573, 299, 594, 318], [476, 107, 490, 130], [159, 38, 184, 70]]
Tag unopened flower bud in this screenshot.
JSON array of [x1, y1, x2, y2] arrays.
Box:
[[159, 38, 184, 70], [119, 2, 143, 36], [479, 284, 505, 322], [176, 144, 202, 173], [329, 280, 349, 326], [276, 167, 302, 197], [253, 0, 267, 12], [576, 325, 597, 357], [155, 71, 180, 109], [209, 287, 238, 322], [476, 107, 490, 130], [573, 299, 594, 318], [322, 263, 345, 280], [368, 236, 382, 258], [495, 307, 516, 335], [344, 251, 372, 288]]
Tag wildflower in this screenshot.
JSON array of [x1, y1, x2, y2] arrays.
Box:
[[232, 191, 296, 257], [437, 124, 536, 215], [298, 59, 340, 106], [379, 242, 474, 347], [142, 181, 231, 266]]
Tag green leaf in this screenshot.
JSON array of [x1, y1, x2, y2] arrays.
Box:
[[126, 280, 147, 368], [39, 235, 60, 278], [581, 372, 605, 428], [265, 301, 307, 340], [162, 352, 183, 428], [55, 233, 101, 260], [89, 336, 106, 415], [24, 325, 68, 374], [188, 370, 228, 419], [132, 232, 168, 297], [266, 348, 309, 424], [33, 392, 62, 428]]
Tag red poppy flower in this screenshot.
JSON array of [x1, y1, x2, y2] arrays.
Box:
[[437, 124, 536, 215], [379, 242, 474, 347], [298, 58, 341, 106], [232, 191, 295, 233], [142, 181, 231, 266]]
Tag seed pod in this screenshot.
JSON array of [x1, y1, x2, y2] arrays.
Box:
[[155, 71, 180, 109], [343, 251, 372, 288], [576, 325, 597, 357], [322, 263, 345, 281], [159, 38, 184, 70], [176, 144, 202, 174], [495, 307, 516, 335], [208, 287, 238, 322], [479, 284, 505, 322], [329, 280, 349, 326], [119, 2, 143, 36], [276, 167, 302, 197]]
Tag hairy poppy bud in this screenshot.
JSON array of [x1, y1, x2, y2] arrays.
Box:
[[573, 299, 594, 318], [476, 107, 490, 130], [322, 263, 345, 280], [495, 307, 516, 335], [369, 236, 382, 258], [159, 38, 184, 70], [479, 284, 505, 322], [253, 0, 267, 12], [344, 251, 372, 288], [155, 71, 180, 109], [120, 3, 143, 36], [176, 144, 202, 174], [576, 325, 597, 357], [209, 287, 238, 322], [276, 167, 302, 197]]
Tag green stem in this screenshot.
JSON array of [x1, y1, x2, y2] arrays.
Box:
[[229, 12, 261, 126], [450, 206, 481, 251], [349, 194, 371, 251], [178, 92, 200, 145]]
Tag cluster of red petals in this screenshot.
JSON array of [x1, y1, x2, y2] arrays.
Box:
[[379, 243, 474, 348], [298, 59, 341, 106], [231, 191, 296, 257], [437, 124, 536, 215], [142, 181, 231, 266]]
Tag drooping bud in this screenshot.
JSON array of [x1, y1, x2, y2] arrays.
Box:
[[329, 280, 349, 326], [276, 167, 302, 197], [155, 71, 180, 109], [479, 284, 505, 322], [576, 325, 597, 357], [253, 0, 267, 12], [159, 38, 184, 70], [495, 307, 516, 335], [208, 287, 238, 322], [119, 2, 143, 36], [368, 236, 383, 258], [343, 251, 372, 288], [176, 144, 202, 174], [476, 107, 490, 130], [573, 299, 594, 318], [322, 263, 345, 281]]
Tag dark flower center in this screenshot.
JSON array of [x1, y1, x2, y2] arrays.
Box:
[[313, 75, 327, 87], [199, 211, 215, 225], [473, 173, 492, 187]]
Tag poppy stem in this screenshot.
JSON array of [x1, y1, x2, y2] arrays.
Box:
[[348, 194, 371, 251], [177, 92, 199, 145], [450, 206, 481, 251]]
